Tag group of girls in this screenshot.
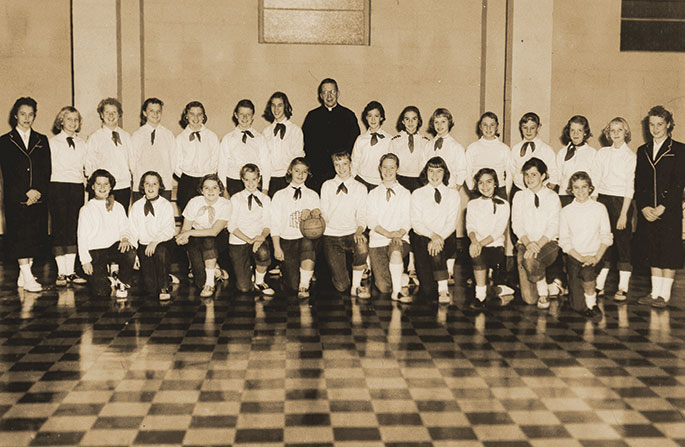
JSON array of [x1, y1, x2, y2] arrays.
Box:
[[1, 93, 682, 318]]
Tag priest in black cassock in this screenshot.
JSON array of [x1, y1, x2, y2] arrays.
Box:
[[302, 78, 360, 192]]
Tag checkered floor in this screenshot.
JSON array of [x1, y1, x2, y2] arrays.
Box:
[[0, 262, 684, 447]]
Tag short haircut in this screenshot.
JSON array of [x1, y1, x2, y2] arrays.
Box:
[[648, 105, 675, 133], [138, 171, 166, 195], [427, 108, 454, 136], [198, 173, 225, 195], [518, 111, 541, 136], [472, 168, 500, 197], [9, 97, 37, 128], [419, 156, 451, 187], [566, 170, 594, 196], [240, 163, 261, 179], [179, 101, 207, 128], [286, 157, 311, 183], [361, 101, 385, 129], [521, 157, 548, 181], [97, 97, 123, 121], [562, 115, 592, 145], [318, 78, 339, 96], [88, 169, 116, 191], [396, 106, 423, 133], [476, 111, 499, 138], [263, 91, 293, 123], [232, 99, 255, 126], [52, 106, 82, 135], [140, 97, 164, 126], [602, 117, 632, 144], [331, 151, 351, 162], [378, 152, 400, 176]]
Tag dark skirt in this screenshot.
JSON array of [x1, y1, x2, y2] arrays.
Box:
[[4, 200, 48, 260]]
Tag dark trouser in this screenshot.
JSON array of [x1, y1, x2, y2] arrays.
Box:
[[177, 174, 203, 215], [132, 190, 172, 203], [323, 234, 369, 292], [354, 175, 378, 192], [187, 236, 219, 288], [268, 176, 288, 198], [516, 241, 559, 283], [598, 194, 633, 271], [50, 182, 84, 255], [413, 233, 457, 297], [225, 177, 244, 197], [229, 242, 272, 292], [566, 255, 604, 311], [472, 246, 505, 280], [369, 240, 410, 294], [137, 240, 173, 294], [397, 175, 422, 193], [89, 242, 136, 296], [279, 237, 318, 292]]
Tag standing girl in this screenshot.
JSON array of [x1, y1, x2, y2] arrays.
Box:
[[49, 106, 87, 286], [509, 112, 559, 198], [390, 106, 429, 193], [465, 112, 510, 197], [262, 92, 304, 197], [594, 117, 636, 301], [556, 115, 597, 206], [559, 171, 612, 319], [174, 101, 220, 213], [466, 168, 511, 308], [0, 97, 52, 292], [219, 99, 271, 196], [175, 174, 232, 298], [351, 101, 392, 190], [129, 171, 176, 300], [270, 157, 321, 298]]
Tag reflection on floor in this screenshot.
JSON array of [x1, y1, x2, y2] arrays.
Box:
[[0, 262, 684, 447]]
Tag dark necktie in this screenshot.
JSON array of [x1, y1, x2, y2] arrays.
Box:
[[490, 196, 504, 213], [292, 186, 302, 200], [434, 137, 443, 150], [434, 188, 442, 204], [242, 130, 254, 144], [370, 132, 384, 146], [66, 136, 75, 149], [564, 143, 576, 161], [105, 195, 115, 212], [408, 133, 414, 153], [534, 193, 540, 208], [274, 123, 286, 139], [386, 187, 395, 201], [144, 196, 158, 216], [520, 141, 535, 157], [248, 193, 263, 210], [190, 131, 201, 142], [112, 131, 121, 146], [151, 129, 156, 145]]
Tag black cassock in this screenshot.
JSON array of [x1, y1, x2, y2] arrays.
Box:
[[0, 129, 51, 259], [634, 137, 685, 270]]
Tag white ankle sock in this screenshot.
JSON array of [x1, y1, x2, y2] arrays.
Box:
[[437, 279, 448, 293], [618, 270, 631, 292], [65, 253, 77, 275], [299, 268, 313, 289], [55, 256, 66, 276], [661, 278, 674, 301], [205, 268, 215, 286], [446, 258, 455, 277], [536, 280, 548, 297], [651, 276, 662, 297], [475, 285, 487, 301], [596, 268, 609, 290], [389, 263, 403, 294], [585, 292, 597, 308], [255, 270, 266, 285], [351, 269, 363, 290]]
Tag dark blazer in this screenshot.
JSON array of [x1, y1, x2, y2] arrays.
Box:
[[302, 104, 360, 189], [634, 136, 685, 217], [0, 128, 52, 205]]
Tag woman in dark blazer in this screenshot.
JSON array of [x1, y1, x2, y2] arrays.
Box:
[[635, 105, 685, 308], [0, 97, 52, 292]]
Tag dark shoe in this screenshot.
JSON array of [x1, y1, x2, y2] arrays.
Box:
[[470, 298, 486, 310], [651, 297, 668, 308], [637, 294, 656, 306], [584, 305, 603, 321]]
